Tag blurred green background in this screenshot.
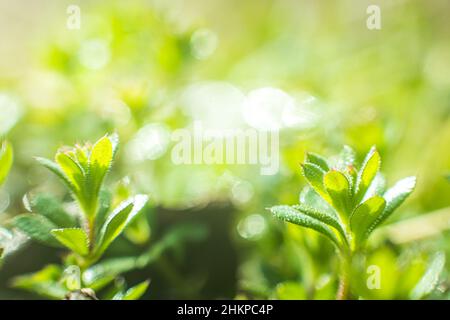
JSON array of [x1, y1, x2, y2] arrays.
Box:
[[0, 0, 449, 299]]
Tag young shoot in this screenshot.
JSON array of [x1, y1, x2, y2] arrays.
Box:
[[11, 134, 150, 299], [269, 146, 417, 299]]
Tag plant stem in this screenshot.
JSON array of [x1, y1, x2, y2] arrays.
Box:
[[336, 272, 349, 300], [336, 256, 351, 300]]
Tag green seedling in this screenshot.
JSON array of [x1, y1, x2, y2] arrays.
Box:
[[270, 146, 418, 299], [12, 134, 150, 299]]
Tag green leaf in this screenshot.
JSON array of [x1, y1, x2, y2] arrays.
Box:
[[94, 195, 148, 257], [292, 204, 347, 241], [35, 157, 74, 191], [354, 147, 380, 204], [270, 205, 341, 247], [11, 264, 66, 299], [84, 136, 115, 217], [95, 202, 132, 256], [75, 146, 89, 170], [299, 186, 335, 217], [13, 214, 60, 247], [28, 194, 77, 228], [301, 163, 331, 203], [114, 280, 150, 300], [84, 274, 116, 292], [305, 152, 329, 171], [90, 136, 114, 170], [94, 190, 112, 236], [102, 278, 126, 300], [89, 136, 113, 187], [363, 173, 386, 201], [323, 170, 351, 217], [334, 146, 358, 192], [369, 176, 416, 233], [51, 228, 89, 256], [125, 214, 151, 245], [55, 152, 84, 194], [410, 252, 446, 300], [0, 140, 13, 186], [350, 196, 386, 244], [84, 257, 137, 288]]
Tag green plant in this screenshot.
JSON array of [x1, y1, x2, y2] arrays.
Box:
[[3, 134, 206, 299], [11, 134, 151, 299], [269, 146, 418, 299]]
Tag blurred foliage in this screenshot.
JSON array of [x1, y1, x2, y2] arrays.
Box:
[[0, 0, 449, 299]]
